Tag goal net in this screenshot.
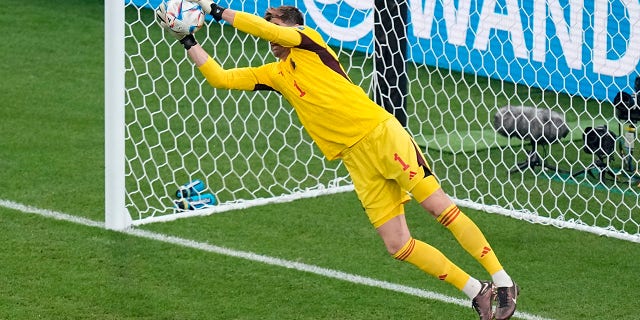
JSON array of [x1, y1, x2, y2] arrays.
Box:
[[106, 0, 640, 243]]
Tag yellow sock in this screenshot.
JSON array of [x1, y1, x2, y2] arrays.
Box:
[[393, 237, 470, 290], [437, 205, 503, 275]]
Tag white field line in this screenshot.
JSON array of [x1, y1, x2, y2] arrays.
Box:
[[1, 199, 553, 320]]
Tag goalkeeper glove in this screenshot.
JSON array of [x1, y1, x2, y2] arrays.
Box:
[[186, 0, 226, 22], [155, 3, 198, 50]]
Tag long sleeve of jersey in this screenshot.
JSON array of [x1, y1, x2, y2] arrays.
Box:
[[198, 56, 275, 91], [232, 12, 302, 47]]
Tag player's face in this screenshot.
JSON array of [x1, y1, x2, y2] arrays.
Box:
[[267, 17, 291, 60], [269, 42, 289, 60]]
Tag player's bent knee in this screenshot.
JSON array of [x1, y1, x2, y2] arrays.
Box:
[[419, 189, 455, 218], [375, 211, 411, 254]]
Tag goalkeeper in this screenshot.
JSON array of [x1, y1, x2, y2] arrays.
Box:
[[156, 2, 518, 319]]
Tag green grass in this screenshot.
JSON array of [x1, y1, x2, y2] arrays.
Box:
[[1, 0, 640, 319], [3, 196, 640, 319]]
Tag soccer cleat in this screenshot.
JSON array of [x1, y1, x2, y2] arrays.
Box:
[[494, 282, 519, 320], [471, 281, 495, 320]]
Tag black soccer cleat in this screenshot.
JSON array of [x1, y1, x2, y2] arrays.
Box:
[[471, 281, 495, 320], [494, 282, 519, 320]]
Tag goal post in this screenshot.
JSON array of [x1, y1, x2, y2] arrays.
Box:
[[107, 0, 640, 243], [105, 0, 130, 230], [374, 0, 409, 126]]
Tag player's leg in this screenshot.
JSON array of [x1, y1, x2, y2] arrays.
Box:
[[375, 209, 496, 320], [374, 211, 481, 293], [378, 119, 511, 281], [379, 118, 518, 319], [416, 187, 510, 281], [410, 163, 518, 319], [341, 119, 495, 319]]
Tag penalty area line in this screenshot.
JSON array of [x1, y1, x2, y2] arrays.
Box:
[[0, 198, 552, 320]]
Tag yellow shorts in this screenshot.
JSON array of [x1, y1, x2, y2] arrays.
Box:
[[341, 118, 441, 228]]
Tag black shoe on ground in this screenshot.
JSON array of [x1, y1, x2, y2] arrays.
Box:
[[471, 281, 495, 320], [494, 282, 519, 320]]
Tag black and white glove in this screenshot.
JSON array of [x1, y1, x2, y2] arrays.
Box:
[[155, 3, 198, 50], [186, 0, 226, 22]]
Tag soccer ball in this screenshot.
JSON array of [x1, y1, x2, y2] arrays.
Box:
[[164, 0, 205, 34]]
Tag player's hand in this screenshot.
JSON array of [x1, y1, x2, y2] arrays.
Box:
[[155, 3, 198, 50], [155, 2, 191, 40], [186, 0, 226, 21], [185, 0, 213, 14]]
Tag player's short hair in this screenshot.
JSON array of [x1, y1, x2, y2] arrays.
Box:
[[264, 6, 304, 25]]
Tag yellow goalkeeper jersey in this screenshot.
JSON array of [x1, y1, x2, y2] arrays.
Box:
[[198, 12, 393, 160]]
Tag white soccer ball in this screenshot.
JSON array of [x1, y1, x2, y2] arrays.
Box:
[[164, 0, 205, 34]]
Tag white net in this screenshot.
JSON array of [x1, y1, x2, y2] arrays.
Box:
[[118, 0, 640, 241]]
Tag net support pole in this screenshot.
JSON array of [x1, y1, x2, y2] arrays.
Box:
[[373, 0, 408, 126], [105, 0, 131, 230]]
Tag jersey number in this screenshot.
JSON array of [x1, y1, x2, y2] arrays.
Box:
[[293, 80, 306, 97], [393, 153, 410, 171]]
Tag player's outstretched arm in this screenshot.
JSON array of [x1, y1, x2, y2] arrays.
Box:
[[187, 0, 299, 47], [158, 1, 267, 90]]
